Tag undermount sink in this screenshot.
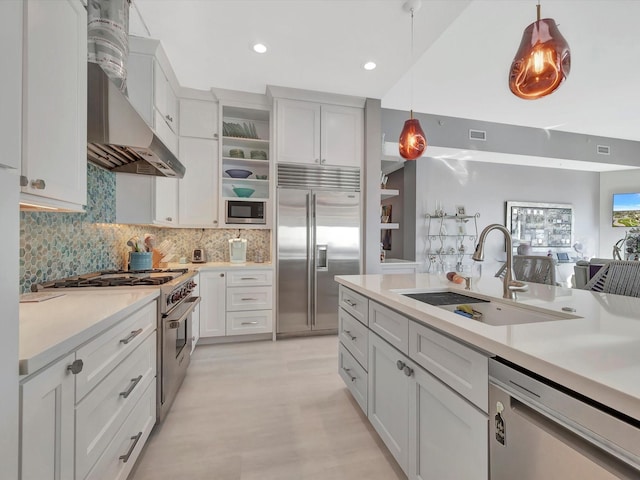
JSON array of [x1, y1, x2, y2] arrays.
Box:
[[399, 290, 581, 326]]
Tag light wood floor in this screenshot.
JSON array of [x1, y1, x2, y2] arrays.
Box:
[[130, 335, 406, 480]]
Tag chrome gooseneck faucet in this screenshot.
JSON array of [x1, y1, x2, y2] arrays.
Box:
[[472, 224, 526, 299]]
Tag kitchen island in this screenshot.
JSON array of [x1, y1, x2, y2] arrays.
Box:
[[336, 273, 640, 421]]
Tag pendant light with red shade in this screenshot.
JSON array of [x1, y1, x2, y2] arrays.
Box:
[[398, 0, 426, 160], [509, 1, 571, 100]]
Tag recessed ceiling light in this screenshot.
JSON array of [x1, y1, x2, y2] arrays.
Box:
[[253, 43, 267, 54], [363, 61, 377, 71]]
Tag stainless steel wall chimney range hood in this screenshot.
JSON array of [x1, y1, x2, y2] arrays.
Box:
[[86, 62, 185, 178]]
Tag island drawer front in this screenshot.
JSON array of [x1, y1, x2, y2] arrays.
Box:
[[226, 309, 273, 335], [369, 301, 409, 355], [75, 332, 156, 480], [339, 342, 367, 415], [83, 380, 156, 480], [75, 302, 156, 401], [226, 286, 272, 311], [338, 307, 368, 370], [226, 269, 273, 287], [339, 286, 368, 325], [409, 321, 488, 412]]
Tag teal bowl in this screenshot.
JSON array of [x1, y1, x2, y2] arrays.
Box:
[[233, 187, 255, 198]]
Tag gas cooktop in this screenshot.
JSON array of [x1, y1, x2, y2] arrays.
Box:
[[33, 268, 190, 290]]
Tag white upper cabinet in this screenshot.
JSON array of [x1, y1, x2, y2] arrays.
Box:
[[320, 104, 364, 167], [0, 0, 22, 170], [178, 94, 219, 227], [276, 98, 363, 167], [276, 99, 320, 164], [115, 173, 178, 227], [154, 61, 178, 134], [180, 98, 219, 139], [20, 0, 87, 211], [126, 37, 179, 156], [178, 136, 218, 227]]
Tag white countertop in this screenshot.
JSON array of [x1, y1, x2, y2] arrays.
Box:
[[19, 289, 159, 376], [335, 273, 640, 421]]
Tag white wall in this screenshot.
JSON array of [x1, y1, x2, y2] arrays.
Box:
[[413, 158, 600, 282], [599, 169, 640, 258]]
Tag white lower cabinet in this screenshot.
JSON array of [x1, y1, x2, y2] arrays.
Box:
[[75, 332, 156, 480], [19, 300, 158, 480], [338, 342, 367, 415], [200, 268, 274, 339], [199, 271, 227, 338], [20, 353, 76, 480], [83, 381, 156, 480], [339, 288, 489, 479], [368, 331, 412, 472], [409, 365, 488, 480]]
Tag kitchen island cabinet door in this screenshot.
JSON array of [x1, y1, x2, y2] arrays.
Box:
[[20, 0, 87, 211], [368, 331, 411, 473], [408, 365, 488, 480], [199, 271, 226, 337], [20, 353, 75, 480]]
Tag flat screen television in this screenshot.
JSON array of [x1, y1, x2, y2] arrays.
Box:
[[612, 193, 640, 227]]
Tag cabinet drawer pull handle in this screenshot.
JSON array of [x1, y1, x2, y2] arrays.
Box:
[[396, 360, 406, 371], [344, 299, 356, 307], [120, 375, 143, 399], [241, 321, 259, 325], [119, 431, 143, 463], [403, 366, 414, 377], [20, 175, 28, 187], [241, 297, 258, 301], [240, 277, 258, 280], [120, 329, 143, 345], [67, 359, 83, 375], [343, 330, 356, 341], [342, 367, 356, 382], [165, 114, 173, 123], [166, 217, 173, 222]]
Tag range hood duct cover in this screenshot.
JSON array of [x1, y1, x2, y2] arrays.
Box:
[[87, 62, 185, 178]]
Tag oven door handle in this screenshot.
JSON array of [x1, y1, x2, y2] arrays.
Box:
[[166, 296, 201, 329]]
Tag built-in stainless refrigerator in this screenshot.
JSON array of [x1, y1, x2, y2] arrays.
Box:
[[276, 164, 361, 334]]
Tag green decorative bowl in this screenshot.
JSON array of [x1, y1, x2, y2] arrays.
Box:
[[233, 187, 255, 198]]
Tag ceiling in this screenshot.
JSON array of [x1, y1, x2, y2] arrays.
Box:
[[130, 0, 640, 163]]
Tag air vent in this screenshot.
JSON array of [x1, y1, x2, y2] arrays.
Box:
[[597, 144, 611, 155], [469, 129, 487, 141]]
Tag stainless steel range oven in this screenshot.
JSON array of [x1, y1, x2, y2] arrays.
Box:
[[34, 268, 200, 423], [157, 273, 199, 422]]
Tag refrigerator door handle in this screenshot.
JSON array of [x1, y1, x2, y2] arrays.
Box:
[[307, 192, 313, 327], [311, 192, 317, 326], [316, 245, 328, 271]]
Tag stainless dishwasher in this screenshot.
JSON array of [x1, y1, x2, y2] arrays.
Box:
[[489, 358, 640, 479]]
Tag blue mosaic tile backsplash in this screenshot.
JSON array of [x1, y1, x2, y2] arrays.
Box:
[[20, 163, 271, 293]]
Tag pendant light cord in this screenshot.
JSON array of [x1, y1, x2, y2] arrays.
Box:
[[537, 1, 541, 21], [410, 7, 415, 119]]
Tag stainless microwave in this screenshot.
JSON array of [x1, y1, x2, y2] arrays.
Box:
[[225, 200, 266, 224]]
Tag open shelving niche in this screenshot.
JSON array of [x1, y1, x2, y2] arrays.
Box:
[[425, 212, 481, 273], [221, 106, 270, 201], [380, 188, 400, 230]]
